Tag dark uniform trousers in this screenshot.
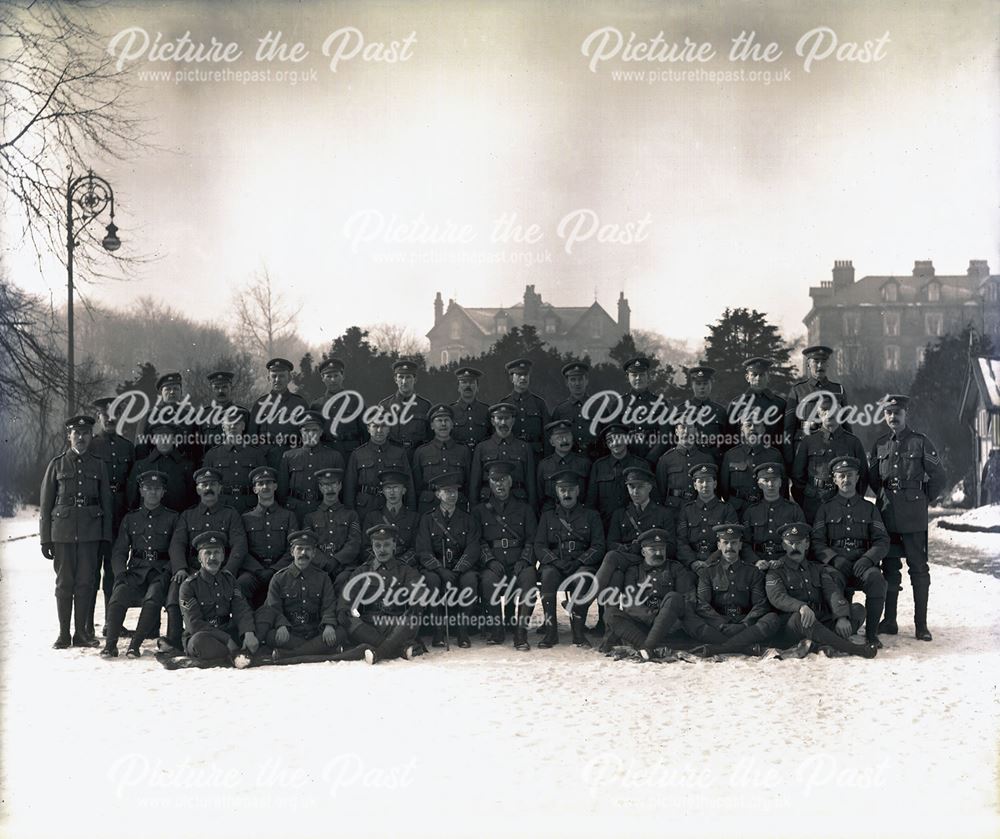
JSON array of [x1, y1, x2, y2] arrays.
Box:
[[792, 428, 869, 523], [533, 504, 604, 630], [593, 501, 679, 601], [179, 569, 255, 661], [606, 561, 694, 651], [360, 507, 420, 587], [474, 497, 538, 633], [239, 504, 298, 607], [412, 439, 471, 514], [254, 563, 341, 657], [416, 508, 481, 637], [89, 431, 135, 627], [337, 559, 425, 661], [812, 494, 889, 641]]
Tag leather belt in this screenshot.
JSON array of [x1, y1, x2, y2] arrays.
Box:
[[560, 541, 577, 552], [291, 489, 318, 502], [359, 485, 382, 496], [56, 496, 101, 507], [833, 538, 869, 551], [885, 478, 922, 490], [223, 485, 253, 496], [491, 538, 521, 549], [754, 542, 781, 556]]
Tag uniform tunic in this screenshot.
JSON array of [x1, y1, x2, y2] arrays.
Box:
[[869, 427, 946, 535], [40, 448, 114, 545], [449, 398, 492, 453], [784, 377, 849, 453], [695, 556, 772, 626], [469, 435, 536, 508], [473, 497, 537, 573], [719, 443, 783, 517], [311, 389, 367, 462], [378, 391, 432, 457], [338, 557, 424, 628], [501, 390, 549, 461], [620, 560, 694, 621], [169, 502, 249, 576], [765, 558, 849, 623], [586, 452, 651, 526], [534, 504, 605, 574], [727, 389, 787, 454], [605, 501, 677, 558], [126, 449, 195, 514], [201, 399, 247, 453], [550, 395, 598, 459], [412, 438, 472, 511], [811, 494, 889, 572], [676, 497, 738, 569], [264, 563, 339, 635], [202, 443, 268, 514], [110, 504, 178, 597], [90, 431, 135, 531], [303, 502, 362, 574], [792, 427, 869, 519], [343, 440, 416, 519], [362, 506, 421, 567], [277, 443, 345, 519], [741, 497, 805, 560], [618, 389, 663, 459], [536, 451, 591, 510], [179, 568, 254, 645], [653, 446, 715, 510], [241, 503, 299, 576], [416, 507, 481, 573], [248, 389, 311, 468]]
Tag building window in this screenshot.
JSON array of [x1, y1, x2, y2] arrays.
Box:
[[450, 321, 462, 340], [882, 283, 898, 302], [925, 313, 943, 336], [927, 282, 940, 302], [884, 345, 900, 371], [496, 322, 508, 336], [883, 312, 900, 336], [916, 346, 926, 367], [440, 350, 450, 366], [843, 313, 860, 336], [591, 320, 602, 339], [544, 319, 556, 335]]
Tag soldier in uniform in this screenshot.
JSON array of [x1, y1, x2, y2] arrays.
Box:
[[379, 358, 432, 460], [89, 396, 135, 636], [473, 460, 539, 649], [248, 357, 310, 470], [534, 470, 605, 648], [741, 462, 805, 571], [792, 393, 869, 523], [678, 366, 729, 464], [810, 456, 889, 648], [450, 366, 491, 453], [101, 470, 178, 658], [303, 467, 362, 586], [784, 345, 850, 459], [40, 415, 113, 648], [239, 466, 299, 607], [869, 394, 946, 641], [766, 522, 877, 658], [619, 355, 666, 460], [412, 404, 472, 513], [416, 472, 482, 648], [174, 531, 259, 668], [684, 524, 781, 656], [161, 466, 249, 651], [501, 358, 549, 461], [343, 417, 416, 521], [469, 402, 537, 508], [126, 421, 195, 513], [361, 470, 421, 572], [312, 357, 367, 463], [719, 417, 783, 517], [605, 528, 695, 661], [653, 421, 715, 511], [135, 372, 186, 461], [536, 419, 591, 511], [727, 358, 788, 462], [255, 530, 342, 662], [591, 465, 679, 651], [676, 463, 739, 572], [586, 424, 652, 527], [337, 523, 425, 664], [277, 410, 345, 520], [202, 407, 267, 514], [201, 370, 244, 452], [551, 361, 598, 459]]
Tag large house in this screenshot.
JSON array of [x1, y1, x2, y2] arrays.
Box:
[[804, 260, 1000, 376], [426, 284, 630, 367]]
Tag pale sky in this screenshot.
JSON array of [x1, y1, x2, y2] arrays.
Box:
[[6, 0, 999, 351]]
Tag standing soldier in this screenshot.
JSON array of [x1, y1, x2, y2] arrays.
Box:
[[551, 361, 598, 459], [412, 404, 472, 513], [416, 472, 482, 648], [249, 357, 310, 470], [303, 467, 362, 585], [534, 471, 605, 649], [676, 464, 738, 573], [101, 470, 178, 658], [161, 466, 249, 652], [792, 392, 869, 523], [473, 460, 538, 649], [343, 417, 416, 521], [502, 358, 549, 462], [135, 372, 186, 460], [379, 358, 432, 460], [728, 358, 788, 462], [741, 463, 804, 571], [450, 367, 491, 453], [536, 419, 591, 511], [811, 456, 888, 648], [766, 522, 877, 658], [619, 355, 664, 460], [653, 421, 715, 512], [312, 358, 367, 463], [720, 417, 784, 517], [784, 346, 849, 459], [869, 394, 946, 641], [201, 370, 244, 453], [126, 422, 195, 513], [202, 407, 267, 514], [586, 424, 651, 527], [361, 470, 421, 572], [90, 396, 135, 637], [678, 366, 729, 464], [239, 466, 299, 606], [40, 415, 113, 648], [469, 403, 537, 508], [277, 410, 345, 520]]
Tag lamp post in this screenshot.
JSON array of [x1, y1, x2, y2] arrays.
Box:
[[66, 170, 121, 412]]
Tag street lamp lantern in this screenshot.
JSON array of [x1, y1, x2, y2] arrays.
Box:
[[102, 221, 121, 252]]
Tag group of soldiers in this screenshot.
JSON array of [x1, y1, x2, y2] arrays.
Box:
[[39, 345, 946, 667]]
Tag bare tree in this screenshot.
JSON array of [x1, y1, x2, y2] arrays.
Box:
[[232, 265, 303, 360], [364, 322, 428, 357]]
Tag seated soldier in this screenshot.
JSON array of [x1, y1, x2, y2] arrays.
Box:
[[255, 530, 342, 663], [304, 467, 362, 583], [682, 524, 781, 658], [741, 462, 804, 572], [676, 463, 738, 572], [535, 470, 605, 649], [361, 470, 421, 574], [416, 471, 481, 648], [101, 471, 179, 658], [536, 419, 590, 511], [811, 456, 888, 649], [239, 466, 299, 607], [605, 528, 695, 662], [338, 524, 426, 664], [167, 531, 259, 669], [473, 459, 538, 650], [277, 410, 345, 520], [766, 522, 877, 658]]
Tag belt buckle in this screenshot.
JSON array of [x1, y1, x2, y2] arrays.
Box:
[[445, 548, 453, 562], [322, 543, 335, 554], [566, 540, 576, 552], [500, 537, 509, 549], [75, 497, 86, 507], [144, 549, 159, 562], [886, 477, 900, 490]]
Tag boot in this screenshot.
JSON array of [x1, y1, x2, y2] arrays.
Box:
[[128, 603, 161, 655], [431, 623, 446, 648], [457, 625, 471, 649], [104, 601, 128, 650], [598, 628, 621, 654], [590, 604, 606, 635], [879, 582, 900, 634], [487, 622, 505, 646], [810, 623, 878, 659], [913, 581, 932, 641], [538, 596, 559, 649], [72, 590, 100, 647], [53, 596, 73, 649], [513, 604, 531, 651], [613, 619, 651, 654], [159, 604, 183, 652], [570, 614, 592, 648]]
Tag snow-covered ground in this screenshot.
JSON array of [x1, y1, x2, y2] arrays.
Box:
[[2, 507, 999, 839]]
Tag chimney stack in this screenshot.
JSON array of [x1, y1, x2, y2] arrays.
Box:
[[913, 260, 935, 278], [618, 291, 631, 333], [832, 260, 854, 291], [968, 260, 990, 281], [434, 291, 444, 325]]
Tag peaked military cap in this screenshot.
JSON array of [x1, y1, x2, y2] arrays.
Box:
[[753, 462, 784, 479], [91, 396, 116, 412], [883, 394, 910, 410], [378, 469, 408, 486], [193, 467, 223, 483], [484, 460, 515, 478], [147, 421, 178, 435], [64, 414, 96, 431], [778, 522, 810, 540], [687, 366, 715, 382], [288, 529, 319, 548], [314, 467, 345, 482], [392, 358, 419, 374], [427, 403, 455, 421], [192, 530, 227, 551], [601, 423, 629, 441], [206, 371, 233, 383], [265, 358, 294, 373], [743, 357, 773, 372], [624, 465, 656, 484], [489, 402, 516, 417], [561, 361, 590, 377], [249, 466, 278, 484], [221, 406, 250, 426], [366, 523, 399, 540], [505, 358, 533, 374], [155, 372, 182, 390], [138, 470, 168, 487], [552, 469, 582, 487], [318, 357, 345, 373], [431, 471, 464, 490], [545, 419, 573, 435], [638, 528, 671, 547], [300, 409, 326, 428], [829, 456, 861, 473], [688, 462, 719, 479], [803, 345, 833, 360], [454, 366, 483, 380], [712, 523, 746, 539]]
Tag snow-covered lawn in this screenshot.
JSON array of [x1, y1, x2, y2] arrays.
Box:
[[2, 507, 998, 839]]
